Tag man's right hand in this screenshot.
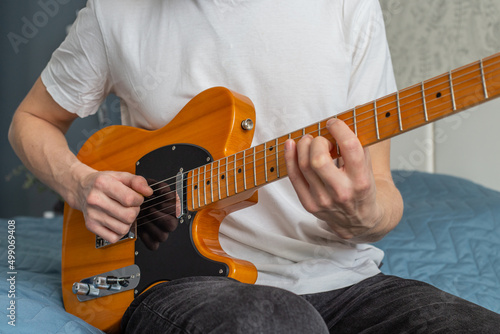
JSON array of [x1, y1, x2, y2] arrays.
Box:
[[77, 171, 153, 244]]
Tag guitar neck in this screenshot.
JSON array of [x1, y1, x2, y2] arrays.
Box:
[[188, 52, 500, 211]]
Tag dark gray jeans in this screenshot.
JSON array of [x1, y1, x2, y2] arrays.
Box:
[[121, 274, 500, 333]]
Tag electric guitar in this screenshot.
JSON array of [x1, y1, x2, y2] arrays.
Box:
[[62, 52, 500, 333]]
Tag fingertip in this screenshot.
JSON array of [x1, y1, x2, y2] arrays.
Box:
[[142, 178, 154, 196], [284, 139, 295, 152], [326, 117, 338, 127], [132, 175, 153, 196], [145, 185, 154, 197]]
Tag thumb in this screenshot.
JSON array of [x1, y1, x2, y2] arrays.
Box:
[[111, 172, 153, 197]]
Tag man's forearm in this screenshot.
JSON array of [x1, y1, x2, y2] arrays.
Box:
[[8, 109, 93, 210], [9, 78, 154, 243]]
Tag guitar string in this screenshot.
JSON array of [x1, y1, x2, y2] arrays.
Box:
[[137, 97, 500, 226], [142, 60, 500, 204], [135, 60, 500, 224], [143, 55, 500, 199], [142, 56, 500, 208], [137, 99, 500, 226]]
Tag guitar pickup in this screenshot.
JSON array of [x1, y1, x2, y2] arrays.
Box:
[[175, 169, 185, 218]]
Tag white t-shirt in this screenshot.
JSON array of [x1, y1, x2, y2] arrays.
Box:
[[42, 0, 396, 294]]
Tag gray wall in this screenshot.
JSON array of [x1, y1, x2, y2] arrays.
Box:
[[0, 0, 108, 217]]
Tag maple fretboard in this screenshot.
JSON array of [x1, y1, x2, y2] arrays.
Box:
[[187, 53, 500, 211]]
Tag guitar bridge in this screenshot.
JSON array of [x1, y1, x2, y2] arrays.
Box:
[[95, 223, 136, 249], [72, 264, 141, 302]]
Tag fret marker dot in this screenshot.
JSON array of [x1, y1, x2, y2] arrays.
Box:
[[221, 175, 225, 180], [194, 185, 198, 190], [238, 168, 242, 173], [436, 92, 442, 98], [269, 146, 274, 151], [385, 112, 391, 118], [206, 180, 210, 185], [270, 167, 275, 173]]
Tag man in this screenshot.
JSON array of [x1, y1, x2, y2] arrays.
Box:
[[9, 0, 500, 332]]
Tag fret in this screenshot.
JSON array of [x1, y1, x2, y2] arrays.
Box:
[[421, 82, 428, 121], [205, 165, 210, 203], [353, 107, 357, 136], [275, 138, 280, 179], [203, 165, 207, 206], [480, 59, 489, 99], [210, 163, 214, 203], [253, 147, 257, 187], [225, 157, 229, 198], [197, 167, 201, 208], [233, 154, 237, 194], [191, 170, 195, 210], [217, 160, 221, 200], [397, 91, 403, 131], [264, 142, 268, 182], [449, 71, 457, 111], [243, 151, 247, 190], [373, 101, 380, 140]]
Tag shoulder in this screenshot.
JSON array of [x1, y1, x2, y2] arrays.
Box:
[[89, 0, 158, 12], [341, 0, 385, 26], [89, 0, 163, 26], [340, 0, 388, 52]]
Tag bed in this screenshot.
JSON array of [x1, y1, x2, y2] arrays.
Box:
[[1, 171, 499, 333]]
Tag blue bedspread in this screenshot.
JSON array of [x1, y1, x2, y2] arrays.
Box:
[[375, 171, 500, 312], [0, 171, 499, 333], [0, 216, 103, 333]]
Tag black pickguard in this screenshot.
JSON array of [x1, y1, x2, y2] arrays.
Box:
[[134, 144, 228, 295]]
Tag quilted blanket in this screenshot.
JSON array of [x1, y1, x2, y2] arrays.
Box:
[[375, 171, 500, 312], [0, 171, 499, 333]]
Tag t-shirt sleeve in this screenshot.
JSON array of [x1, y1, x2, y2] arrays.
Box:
[[345, 0, 397, 107], [41, 0, 110, 118]]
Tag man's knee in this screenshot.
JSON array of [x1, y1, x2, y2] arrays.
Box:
[[122, 277, 328, 333], [217, 283, 328, 333]]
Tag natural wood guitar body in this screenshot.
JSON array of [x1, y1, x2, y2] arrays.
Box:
[[62, 87, 259, 333]]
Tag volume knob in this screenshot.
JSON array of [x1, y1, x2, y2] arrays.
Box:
[[72, 282, 89, 295], [72, 282, 99, 296], [241, 118, 254, 130]]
